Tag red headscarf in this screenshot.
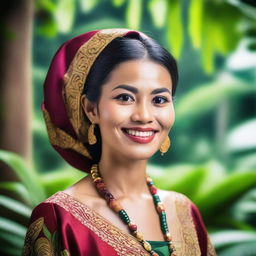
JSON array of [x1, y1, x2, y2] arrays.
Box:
[[42, 29, 147, 173]]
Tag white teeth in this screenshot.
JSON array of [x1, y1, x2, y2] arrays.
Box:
[[126, 129, 154, 137]]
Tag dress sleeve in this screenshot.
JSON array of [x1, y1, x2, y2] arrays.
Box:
[[190, 203, 216, 256], [22, 202, 70, 256]]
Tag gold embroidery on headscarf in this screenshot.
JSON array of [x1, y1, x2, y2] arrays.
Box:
[[63, 29, 133, 141], [42, 108, 92, 159]]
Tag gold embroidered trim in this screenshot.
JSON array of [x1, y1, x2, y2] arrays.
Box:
[[34, 237, 54, 255], [174, 194, 201, 256], [45, 191, 150, 256], [42, 108, 92, 159], [63, 29, 131, 141], [42, 191, 216, 256], [22, 215, 71, 256], [22, 217, 44, 256]]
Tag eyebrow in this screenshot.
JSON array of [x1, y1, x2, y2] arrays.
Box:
[[112, 84, 171, 95]]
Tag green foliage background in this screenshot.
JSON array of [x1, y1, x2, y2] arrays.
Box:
[[1, 0, 256, 255]]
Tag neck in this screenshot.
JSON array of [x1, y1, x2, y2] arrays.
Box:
[[97, 151, 149, 200]]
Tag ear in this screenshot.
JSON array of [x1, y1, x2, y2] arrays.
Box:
[[81, 94, 99, 124]]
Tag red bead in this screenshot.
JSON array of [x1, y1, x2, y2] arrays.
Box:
[[128, 223, 137, 232], [104, 192, 114, 203], [94, 178, 103, 184], [98, 188, 108, 197], [96, 182, 105, 190], [149, 185, 157, 195]]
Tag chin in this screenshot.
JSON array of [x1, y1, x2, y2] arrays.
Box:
[[122, 148, 156, 161]]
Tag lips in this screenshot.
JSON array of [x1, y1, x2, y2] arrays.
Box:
[[121, 128, 158, 144]]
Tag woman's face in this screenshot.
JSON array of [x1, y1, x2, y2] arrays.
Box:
[[83, 59, 175, 161]]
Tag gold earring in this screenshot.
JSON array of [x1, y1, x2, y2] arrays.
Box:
[[88, 122, 97, 145], [160, 136, 171, 156]]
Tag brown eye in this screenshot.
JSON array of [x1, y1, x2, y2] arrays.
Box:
[[153, 96, 169, 104], [114, 94, 134, 102]]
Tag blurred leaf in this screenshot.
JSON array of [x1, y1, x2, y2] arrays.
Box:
[[126, 0, 142, 30], [228, 0, 256, 19], [111, 0, 125, 7], [148, 0, 167, 28], [0, 182, 31, 206], [148, 164, 206, 199], [200, 3, 241, 73], [167, 0, 183, 58], [189, 0, 203, 48], [219, 241, 256, 256], [33, 66, 47, 83], [36, 0, 56, 12], [201, 13, 215, 73], [40, 169, 85, 197], [0, 246, 22, 256], [0, 230, 25, 249], [148, 164, 195, 189], [55, 0, 75, 33], [79, 0, 100, 12], [195, 171, 256, 216], [165, 168, 206, 199], [175, 81, 254, 128], [0, 195, 31, 218], [0, 150, 46, 205], [33, 115, 48, 137], [0, 217, 26, 237], [226, 119, 256, 152], [211, 230, 256, 248], [193, 161, 227, 198], [69, 18, 126, 38], [36, 16, 58, 37], [214, 5, 240, 55]]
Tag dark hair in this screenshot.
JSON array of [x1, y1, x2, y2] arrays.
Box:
[[83, 33, 178, 103], [82, 32, 178, 162]]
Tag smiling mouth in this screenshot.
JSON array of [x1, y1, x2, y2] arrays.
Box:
[[121, 128, 158, 144]]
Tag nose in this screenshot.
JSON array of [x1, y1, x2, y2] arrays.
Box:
[[131, 100, 153, 123]]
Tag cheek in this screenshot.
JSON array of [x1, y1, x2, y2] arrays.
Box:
[[157, 105, 175, 129], [98, 101, 129, 127]]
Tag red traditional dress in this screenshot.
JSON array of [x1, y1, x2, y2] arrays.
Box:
[[22, 191, 216, 255]]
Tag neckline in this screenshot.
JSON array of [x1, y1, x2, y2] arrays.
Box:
[[57, 190, 170, 244]]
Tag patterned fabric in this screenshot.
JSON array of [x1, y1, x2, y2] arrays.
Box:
[[22, 191, 217, 256]]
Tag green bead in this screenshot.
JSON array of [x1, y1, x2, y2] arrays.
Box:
[[153, 194, 161, 205], [160, 212, 167, 218], [160, 220, 169, 232], [118, 210, 130, 224]]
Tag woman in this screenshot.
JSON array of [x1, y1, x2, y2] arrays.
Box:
[[22, 28, 216, 256]]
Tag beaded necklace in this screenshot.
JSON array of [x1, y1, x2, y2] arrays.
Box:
[[90, 163, 176, 256]]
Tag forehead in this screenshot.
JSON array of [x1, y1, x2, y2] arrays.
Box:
[[104, 59, 172, 90]]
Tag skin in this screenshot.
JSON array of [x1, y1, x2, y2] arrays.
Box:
[[64, 59, 179, 241]]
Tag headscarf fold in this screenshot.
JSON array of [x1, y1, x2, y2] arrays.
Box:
[[42, 28, 147, 172]]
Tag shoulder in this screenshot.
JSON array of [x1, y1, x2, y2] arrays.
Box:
[[27, 192, 62, 227], [158, 189, 193, 206]]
